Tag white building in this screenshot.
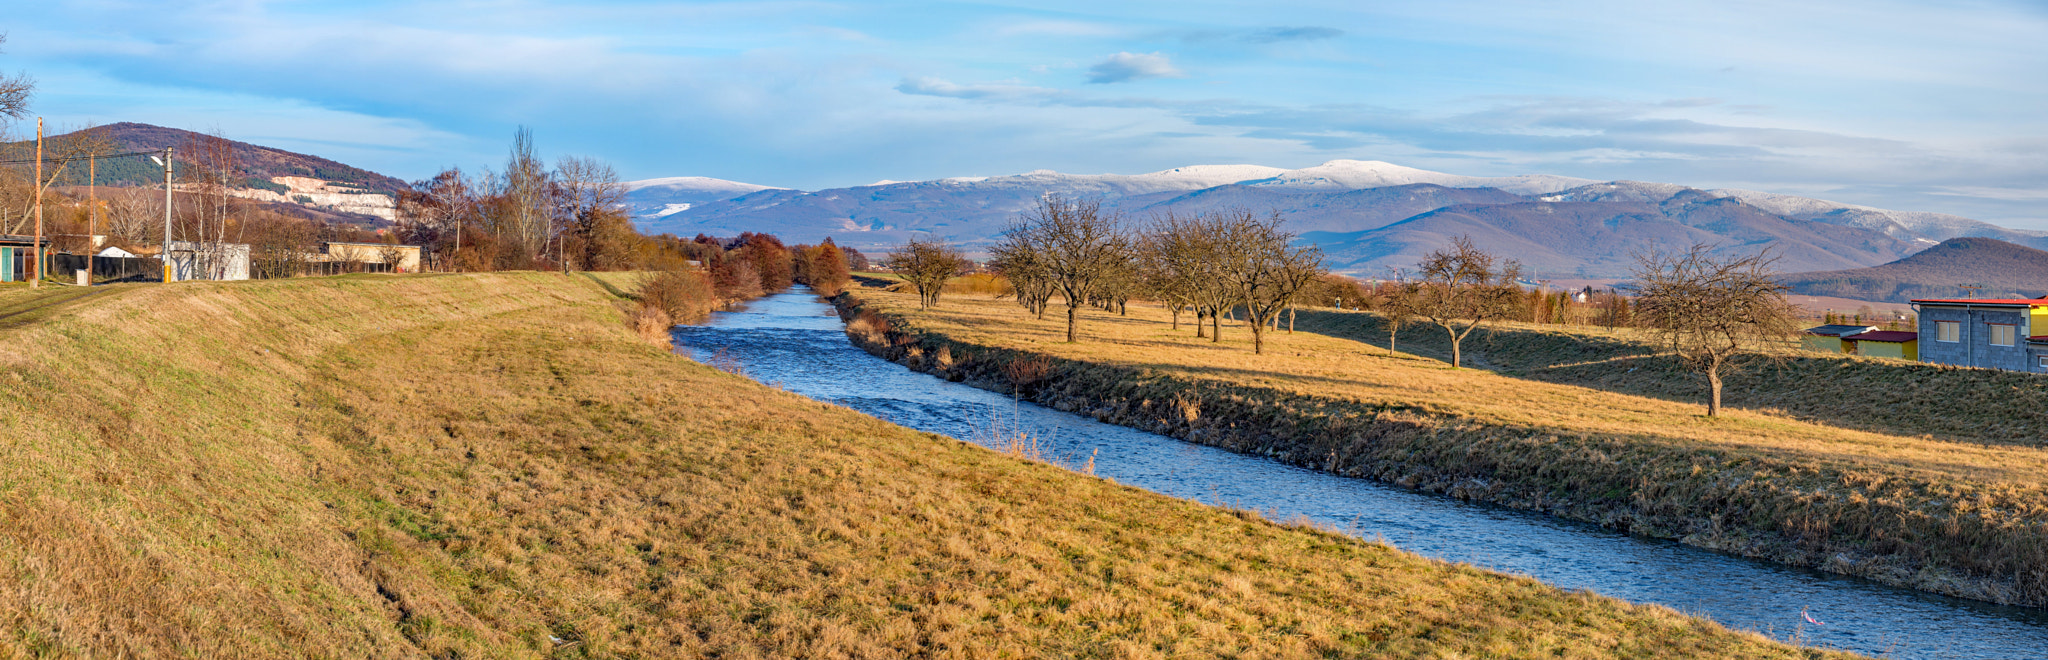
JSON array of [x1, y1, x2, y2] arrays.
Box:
[[165, 241, 251, 281]]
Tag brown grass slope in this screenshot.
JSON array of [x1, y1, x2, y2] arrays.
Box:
[[1778, 236, 2048, 303], [836, 289, 2048, 609], [0, 273, 1846, 658]]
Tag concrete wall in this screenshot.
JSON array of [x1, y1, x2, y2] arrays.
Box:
[[1918, 306, 2030, 371], [1854, 341, 1915, 361], [1802, 335, 1844, 353]]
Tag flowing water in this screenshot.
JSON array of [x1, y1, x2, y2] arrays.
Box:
[[673, 290, 2048, 659]]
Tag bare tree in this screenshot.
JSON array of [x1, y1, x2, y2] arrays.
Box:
[[1009, 195, 1132, 343], [1146, 211, 1238, 341], [1374, 282, 1421, 356], [0, 35, 30, 124], [1216, 210, 1324, 355], [553, 155, 629, 270], [887, 237, 966, 308], [1632, 244, 1800, 416], [988, 229, 1055, 319], [1413, 236, 1524, 368], [1135, 226, 1196, 330], [499, 127, 549, 267], [104, 190, 161, 243]]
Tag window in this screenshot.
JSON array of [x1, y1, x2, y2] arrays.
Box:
[[1990, 324, 2016, 347], [2038, 355, 2047, 370], [1936, 321, 1960, 342]]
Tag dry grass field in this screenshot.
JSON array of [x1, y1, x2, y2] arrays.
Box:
[[840, 287, 2048, 608], [0, 272, 1852, 658]]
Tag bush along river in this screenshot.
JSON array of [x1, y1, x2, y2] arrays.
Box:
[[672, 289, 2048, 660]]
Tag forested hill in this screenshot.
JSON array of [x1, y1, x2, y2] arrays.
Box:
[[1777, 237, 2048, 302], [14, 122, 407, 195]]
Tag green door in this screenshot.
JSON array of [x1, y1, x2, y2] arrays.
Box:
[[1, 247, 13, 282]]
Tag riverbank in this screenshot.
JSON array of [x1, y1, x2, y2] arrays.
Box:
[[834, 288, 2048, 609], [0, 273, 1848, 657]]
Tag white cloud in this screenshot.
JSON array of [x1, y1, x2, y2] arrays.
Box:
[[1086, 52, 1185, 84]]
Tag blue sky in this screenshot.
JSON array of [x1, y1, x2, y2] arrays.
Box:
[[6, 0, 2046, 227]]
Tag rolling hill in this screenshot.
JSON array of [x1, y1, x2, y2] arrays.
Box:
[[81, 122, 408, 194], [1777, 237, 2048, 303]]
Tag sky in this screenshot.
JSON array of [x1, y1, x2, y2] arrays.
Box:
[[5, 0, 2046, 227]]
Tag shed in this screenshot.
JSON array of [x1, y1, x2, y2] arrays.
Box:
[[1801, 324, 1878, 353], [0, 235, 49, 283], [1842, 330, 1917, 360]]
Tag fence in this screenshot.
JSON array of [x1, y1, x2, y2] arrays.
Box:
[[52, 254, 163, 283], [35, 253, 396, 283]]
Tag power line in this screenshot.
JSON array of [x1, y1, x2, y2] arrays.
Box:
[[0, 149, 171, 165]]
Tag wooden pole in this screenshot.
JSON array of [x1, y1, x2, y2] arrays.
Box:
[[88, 152, 96, 285], [31, 117, 42, 289]]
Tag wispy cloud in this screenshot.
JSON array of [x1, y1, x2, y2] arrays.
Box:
[[1087, 52, 1185, 84], [1244, 26, 1346, 43]]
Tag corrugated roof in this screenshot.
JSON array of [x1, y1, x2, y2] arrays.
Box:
[[1805, 325, 1878, 336], [1846, 330, 1916, 343], [1910, 298, 2048, 306]]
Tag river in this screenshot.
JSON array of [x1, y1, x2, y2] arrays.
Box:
[[673, 289, 2048, 659]]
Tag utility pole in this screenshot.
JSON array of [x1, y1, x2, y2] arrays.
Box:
[[160, 147, 174, 282], [87, 151, 96, 285], [1960, 284, 1986, 299], [31, 117, 42, 289]]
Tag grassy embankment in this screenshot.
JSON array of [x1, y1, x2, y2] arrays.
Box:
[[837, 287, 2048, 609], [0, 273, 1851, 657]]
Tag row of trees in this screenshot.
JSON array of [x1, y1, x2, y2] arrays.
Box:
[[892, 197, 1326, 354], [893, 208, 1794, 416]]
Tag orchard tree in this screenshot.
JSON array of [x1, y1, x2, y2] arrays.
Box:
[[887, 237, 966, 308], [1631, 244, 1799, 416], [1216, 209, 1324, 355], [1413, 236, 1524, 368], [1007, 195, 1131, 342]]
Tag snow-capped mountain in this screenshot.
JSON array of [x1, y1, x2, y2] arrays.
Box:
[[1244, 160, 1596, 195], [622, 159, 2040, 278], [623, 176, 780, 220]]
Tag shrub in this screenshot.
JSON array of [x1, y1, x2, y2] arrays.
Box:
[[639, 269, 716, 325]]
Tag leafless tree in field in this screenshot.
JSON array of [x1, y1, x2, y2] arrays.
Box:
[[989, 227, 1055, 319], [1374, 282, 1421, 356], [1135, 225, 1197, 330], [1009, 195, 1132, 343], [1413, 236, 1524, 368], [1146, 211, 1239, 341], [1631, 244, 1800, 417], [887, 237, 966, 308], [1215, 209, 1324, 355]]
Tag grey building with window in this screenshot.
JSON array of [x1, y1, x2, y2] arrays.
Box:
[[1910, 298, 2048, 372]]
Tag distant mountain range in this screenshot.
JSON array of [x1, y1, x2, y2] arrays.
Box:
[[1777, 237, 2048, 303], [625, 160, 2046, 278]]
